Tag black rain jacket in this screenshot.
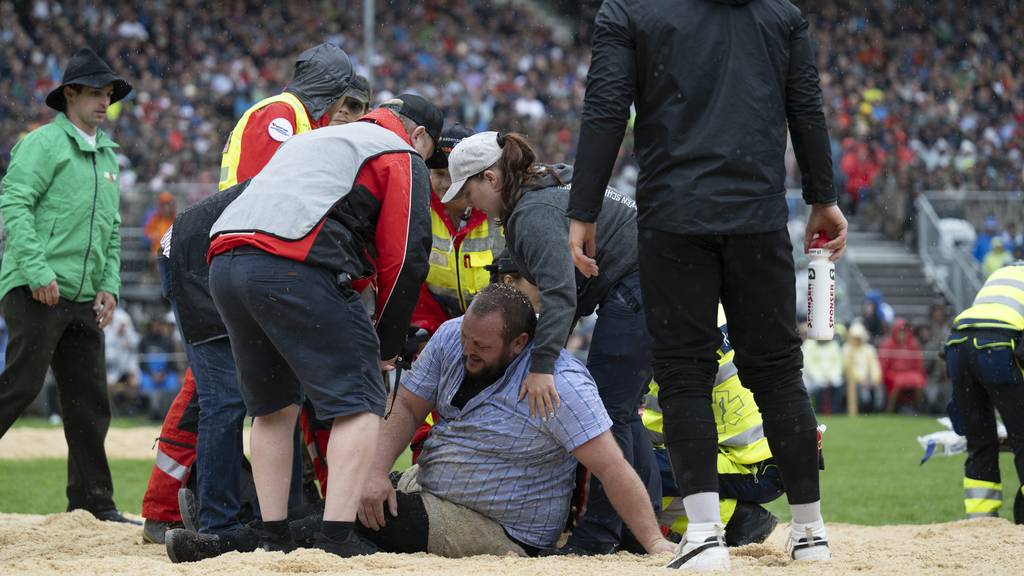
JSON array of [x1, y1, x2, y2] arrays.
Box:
[[569, 0, 837, 234]]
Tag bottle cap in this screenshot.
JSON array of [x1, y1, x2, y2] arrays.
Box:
[[809, 229, 831, 250]]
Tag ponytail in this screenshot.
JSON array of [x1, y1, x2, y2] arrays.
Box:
[[493, 133, 562, 220]]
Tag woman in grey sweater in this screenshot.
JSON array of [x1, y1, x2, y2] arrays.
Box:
[[443, 131, 659, 554]]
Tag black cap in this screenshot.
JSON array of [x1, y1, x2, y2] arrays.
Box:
[[392, 93, 444, 144], [426, 124, 475, 169], [343, 74, 372, 106], [485, 250, 519, 275], [46, 48, 133, 112]]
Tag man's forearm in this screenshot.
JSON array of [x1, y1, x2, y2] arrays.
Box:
[[595, 458, 664, 551], [373, 390, 425, 476]]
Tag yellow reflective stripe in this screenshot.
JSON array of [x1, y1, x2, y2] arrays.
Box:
[[720, 423, 764, 448], [219, 92, 311, 191], [972, 337, 1014, 351], [964, 478, 1002, 490], [955, 268, 1024, 330], [431, 233, 453, 252], [973, 295, 1024, 317], [963, 478, 1003, 515], [965, 498, 1002, 515], [722, 438, 773, 465], [945, 336, 969, 347], [461, 236, 498, 253], [953, 319, 1021, 331], [985, 278, 1024, 291], [715, 360, 739, 387]]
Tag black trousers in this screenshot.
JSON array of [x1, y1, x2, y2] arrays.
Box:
[[0, 286, 116, 512], [945, 330, 1024, 523], [638, 228, 820, 505]]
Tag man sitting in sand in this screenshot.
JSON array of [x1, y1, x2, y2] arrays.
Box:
[[166, 283, 673, 561], [354, 283, 674, 557]]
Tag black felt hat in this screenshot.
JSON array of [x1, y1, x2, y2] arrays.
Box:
[[46, 48, 133, 112]]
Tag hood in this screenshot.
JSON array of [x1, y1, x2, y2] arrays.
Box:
[[524, 163, 574, 192], [865, 290, 885, 306], [287, 43, 353, 121], [848, 322, 869, 343], [890, 317, 915, 342]]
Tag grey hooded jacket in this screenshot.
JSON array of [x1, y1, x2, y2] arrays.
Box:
[[504, 164, 639, 374], [288, 43, 353, 121]]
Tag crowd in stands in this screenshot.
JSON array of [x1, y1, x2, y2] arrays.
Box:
[[802, 294, 952, 416], [971, 216, 1024, 276], [807, 1, 1024, 242], [2, 1, 1022, 231], [0, 0, 600, 210]]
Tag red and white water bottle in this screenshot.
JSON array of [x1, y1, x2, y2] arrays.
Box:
[[806, 230, 835, 340]]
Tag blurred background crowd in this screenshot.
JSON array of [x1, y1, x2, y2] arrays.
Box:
[[2, 0, 1022, 420]]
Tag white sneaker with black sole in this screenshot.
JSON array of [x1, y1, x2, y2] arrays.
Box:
[[665, 523, 730, 571], [787, 520, 831, 562]]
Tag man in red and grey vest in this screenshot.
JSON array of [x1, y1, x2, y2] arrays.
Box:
[[164, 94, 441, 561], [141, 44, 365, 546]]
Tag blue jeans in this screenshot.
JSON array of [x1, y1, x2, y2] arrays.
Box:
[[159, 256, 303, 533], [188, 338, 247, 533], [568, 272, 661, 552]]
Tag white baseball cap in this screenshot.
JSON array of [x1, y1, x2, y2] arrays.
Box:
[[441, 131, 503, 203]]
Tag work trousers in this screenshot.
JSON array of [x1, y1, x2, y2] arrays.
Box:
[[638, 228, 820, 505], [0, 286, 116, 513]]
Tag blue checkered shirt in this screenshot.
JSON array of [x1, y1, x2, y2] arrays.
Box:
[[402, 317, 612, 548]]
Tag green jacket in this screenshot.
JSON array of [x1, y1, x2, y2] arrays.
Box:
[[0, 113, 121, 302]]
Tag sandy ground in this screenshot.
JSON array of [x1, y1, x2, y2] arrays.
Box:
[[0, 511, 1022, 576], [0, 426, 251, 460]]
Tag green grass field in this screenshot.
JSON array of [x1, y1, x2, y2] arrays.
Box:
[[1, 415, 1017, 524]]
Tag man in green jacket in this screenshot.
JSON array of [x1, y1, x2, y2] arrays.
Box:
[[0, 48, 136, 524]]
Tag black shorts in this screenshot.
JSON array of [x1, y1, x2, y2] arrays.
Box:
[[209, 249, 386, 420]]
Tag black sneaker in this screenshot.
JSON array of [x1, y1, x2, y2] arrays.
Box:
[[178, 488, 198, 532], [165, 527, 259, 563], [143, 519, 184, 544], [289, 513, 323, 549], [92, 509, 142, 525], [257, 522, 296, 553], [724, 502, 779, 547], [314, 531, 378, 558]]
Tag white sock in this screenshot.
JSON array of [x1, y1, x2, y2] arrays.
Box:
[[683, 492, 721, 525], [790, 501, 823, 526]]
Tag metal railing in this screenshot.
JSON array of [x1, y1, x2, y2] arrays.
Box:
[[835, 253, 871, 325], [923, 189, 1024, 222], [916, 195, 983, 313]]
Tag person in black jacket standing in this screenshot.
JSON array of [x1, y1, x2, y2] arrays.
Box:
[[568, 0, 847, 570]]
